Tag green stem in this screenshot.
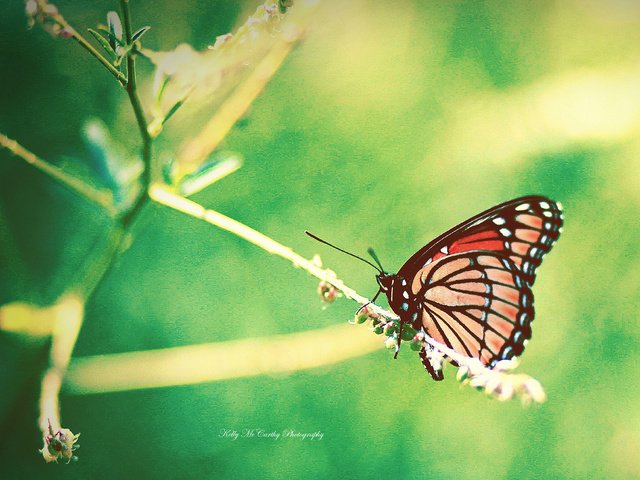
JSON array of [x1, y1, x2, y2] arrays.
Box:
[[0, 133, 117, 216], [70, 29, 127, 85], [119, 0, 152, 225], [77, 226, 126, 300], [35, 0, 127, 85]]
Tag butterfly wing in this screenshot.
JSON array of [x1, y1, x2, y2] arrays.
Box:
[[397, 196, 563, 286], [411, 251, 532, 366], [398, 196, 563, 368]]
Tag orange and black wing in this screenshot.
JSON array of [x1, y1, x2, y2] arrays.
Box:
[[398, 196, 563, 287], [412, 252, 532, 367], [399, 196, 563, 368]]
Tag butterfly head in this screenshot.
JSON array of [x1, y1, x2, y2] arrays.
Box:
[[375, 272, 395, 292]]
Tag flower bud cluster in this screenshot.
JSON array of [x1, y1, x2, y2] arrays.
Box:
[[317, 280, 341, 304], [40, 422, 80, 463], [25, 0, 73, 38], [455, 358, 547, 404]]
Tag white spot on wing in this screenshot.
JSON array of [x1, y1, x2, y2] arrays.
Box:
[[515, 203, 530, 211], [440, 246, 448, 254], [402, 290, 409, 299], [539, 201, 550, 209], [492, 217, 506, 225], [499, 228, 512, 237], [557, 201, 564, 211], [543, 211, 552, 217]]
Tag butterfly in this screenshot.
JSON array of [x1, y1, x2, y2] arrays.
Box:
[[307, 196, 563, 381]]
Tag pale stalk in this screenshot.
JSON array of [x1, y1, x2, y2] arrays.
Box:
[[149, 185, 389, 317], [66, 323, 381, 394], [149, 185, 546, 403], [37, 294, 84, 434], [0, 133, 116, 216]]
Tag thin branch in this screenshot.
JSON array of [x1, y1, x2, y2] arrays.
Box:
[[149, 186, 547, 404], [0, 132, 117, 216], [119, 0, 152, 226], [37, 293, 84, 435], [149, 185, 384, 313], [65, 323, 381, 394], [68, 26, 127, 85], [29, 0, 126, 84]]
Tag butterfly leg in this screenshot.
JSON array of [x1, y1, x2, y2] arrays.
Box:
[[355, 288, 382, 316], [419, 345, 444, 381], [393, 320, 405, 359]]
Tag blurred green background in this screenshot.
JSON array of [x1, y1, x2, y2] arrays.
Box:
[[1, 0, 640, 478]]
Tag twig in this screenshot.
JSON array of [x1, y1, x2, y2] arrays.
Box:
[[0, 132, 116, 216], [149, 185, 546, 404], [149, 185, 385, 314], [66, 23, 127, 85], [119, 0, 152, 227], [65, 323, 381, 394], [28, 0, 126, 84], [37, 293, 84, 435]]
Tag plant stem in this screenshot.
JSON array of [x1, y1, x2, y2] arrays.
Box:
[[31, 2, 156, 443], [0, 132, 117, 216], [144, 186, 547, 403], [149, 186, 386, 313], [32, 0, 126, 85], [38, 293, 84, 435], [69, 29, 127, 85], [119, 0, 152, 226], [66, 323, 381, 394]]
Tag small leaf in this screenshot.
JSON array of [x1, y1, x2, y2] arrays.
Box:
[[131, 26, 151, 44], [107, 11, 123, 53], [279, 0, 294, 14], [97, 26, 125, 47], [162, 89, 193, 126], [87, 28, 116, 58], [154, 76, 171, 107], [178, 153, 242, 196], [82, 118, 143, 210]]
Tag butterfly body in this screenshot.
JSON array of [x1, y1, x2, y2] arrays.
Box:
[[376, 273, 421, 326], [377, 196, 563, 380]]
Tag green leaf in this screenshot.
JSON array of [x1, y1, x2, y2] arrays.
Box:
[[279, 0, 294, 13], [97, 26, 125, 47], [131, 26, 151, 44], [82, 118, 143, 210], [107, 11, 123, 53], [178, 153, 242, 197], [154, 76, 171, 107], [87, 28, 116, 59], [162, 90, 192, 127]]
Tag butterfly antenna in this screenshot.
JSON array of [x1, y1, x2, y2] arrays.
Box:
[[367, 247, 385, 272], [305, 231, 382, 273]]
